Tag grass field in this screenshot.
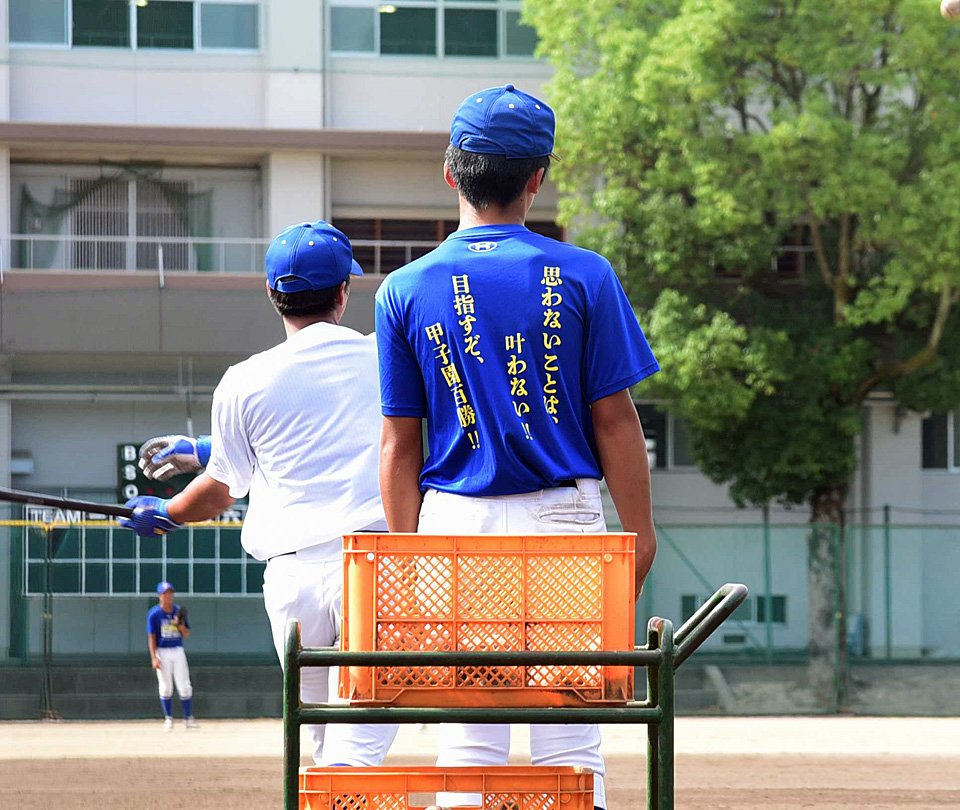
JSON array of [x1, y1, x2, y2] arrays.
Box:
[[2, 717, 959, 808]]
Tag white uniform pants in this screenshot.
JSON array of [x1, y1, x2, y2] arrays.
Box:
[[262, 552, 398, 765], [156, 646, 192, 700], [418, 480, 609, 809]]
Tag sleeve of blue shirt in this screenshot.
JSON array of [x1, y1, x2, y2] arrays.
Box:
[[146, 608, 157, 639], [375, 282, 428, 418], [584, 262, 660, 403]]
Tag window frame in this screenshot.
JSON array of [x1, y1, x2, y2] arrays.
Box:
[[327, 0, 537, 60], [9, 0, 262, 53], [921, 409, 960, 471], [636, 402, 698, 471]]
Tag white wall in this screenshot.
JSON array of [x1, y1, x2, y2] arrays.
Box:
[[263, 0, 324, 128], [0, 0, 10, 122], [326, 59, 551, 131], [12, 400, 212, 492], [10, 56, 266, 127], [263, 152, 327, 236]]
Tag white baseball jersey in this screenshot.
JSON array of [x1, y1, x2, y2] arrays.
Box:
[[205, 322, 385, 561]]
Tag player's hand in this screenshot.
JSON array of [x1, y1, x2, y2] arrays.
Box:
[[119, 496, 184, 537], [138, 435, 212, 481], [152, 655, 162, 671]]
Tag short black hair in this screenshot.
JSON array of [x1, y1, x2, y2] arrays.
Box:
[[445, 145, 550, 210], [268, 277, 347, 318]]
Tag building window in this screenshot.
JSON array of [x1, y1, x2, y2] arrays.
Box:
[[73, 0, 129, 47], [331, 217, 563, 275], [10, 0, 260, 51], [329, 1, 537, 59], [682, 594, 784, 625], [200, 2, 259, 49], [70, 177, 192, 270], [756, 595, 787, 624], [136, 0, 194, 49], [921, 411, 960, 470], [671, 416, 696, 467], [381, 6, 436, 55], [636, 404, 667, 469], [9, 0, 68, 45], [13, 163, 262, 273], [444, 9, 497, 57], [635, 404, 698, 470]]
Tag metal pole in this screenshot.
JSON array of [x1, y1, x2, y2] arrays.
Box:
[[283, 619, 301, 810], [40, 526, 58, 719], [651, 618, 675, 809], [763, 504, 773, 662], [883, 504, 892, 660], [834, 522, 844, 712], [646, 621, 660, 810]]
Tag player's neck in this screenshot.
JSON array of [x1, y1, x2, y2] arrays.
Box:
[[282, 313, 339, 338], [457, 196, 530, 230]]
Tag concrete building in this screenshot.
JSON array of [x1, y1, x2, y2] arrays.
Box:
[[0, 1, 955, 670]]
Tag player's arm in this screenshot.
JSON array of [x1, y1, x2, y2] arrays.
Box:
[[165, 472, 235, 524], [120, 473, 234, 538], [379, 416, 424, 533], [591, 388, 657, 600], [147, 629, 160, 670]]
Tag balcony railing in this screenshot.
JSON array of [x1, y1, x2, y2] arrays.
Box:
[[2, 235, 441, 278]]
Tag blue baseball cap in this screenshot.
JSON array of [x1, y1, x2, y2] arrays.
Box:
[[449, 84, 559, 160], [265, 220, 363, 293], [156, 581, 174, 595]]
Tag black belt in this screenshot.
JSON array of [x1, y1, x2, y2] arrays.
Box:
[[556, 479, 578, 488]]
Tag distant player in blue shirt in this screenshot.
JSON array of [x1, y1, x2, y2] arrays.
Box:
[[376, 84, 659, 810], [147, 581, 198, 731]]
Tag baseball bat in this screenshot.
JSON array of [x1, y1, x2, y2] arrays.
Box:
[[0, 486, 133, 519]]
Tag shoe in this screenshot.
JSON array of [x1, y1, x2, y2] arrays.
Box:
[[163, 717, 173, 732], [184, 716, 199, 729]]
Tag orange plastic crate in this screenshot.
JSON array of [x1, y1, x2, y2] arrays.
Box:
[[299, 766, 593, 810], [339, 533, 635, 707]]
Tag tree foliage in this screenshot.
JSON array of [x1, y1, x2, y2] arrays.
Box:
[[525, 0, 960, 510]]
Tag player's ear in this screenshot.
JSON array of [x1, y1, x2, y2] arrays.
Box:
[[443, 161, 457, 190], [526, 168, 546, 195]]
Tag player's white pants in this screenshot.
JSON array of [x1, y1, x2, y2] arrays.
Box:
[[418, 479, 609, 809], [263, 550, 398, 766], [155, 646, 192, 700]]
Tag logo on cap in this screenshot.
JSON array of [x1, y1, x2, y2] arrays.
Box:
[[467, 241, 499, 253]]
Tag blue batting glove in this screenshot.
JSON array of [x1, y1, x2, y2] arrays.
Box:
[[138, 435, 212, 481], [119, 496, 184, 537]]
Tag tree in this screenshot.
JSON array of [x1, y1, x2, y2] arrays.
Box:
[[524, 0, 960, 704]]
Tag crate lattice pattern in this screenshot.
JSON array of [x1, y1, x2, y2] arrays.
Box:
[[373, 551, 606, 691], [303, 786, 579, 810]]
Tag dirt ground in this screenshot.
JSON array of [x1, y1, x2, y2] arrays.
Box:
[[1, 718, 959, 809]]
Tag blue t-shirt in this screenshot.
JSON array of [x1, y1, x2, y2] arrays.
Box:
[[375, 224, 659, 496], [146, 604, 189, 649]]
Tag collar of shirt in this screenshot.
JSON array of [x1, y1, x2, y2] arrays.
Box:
[[445, 224, 530, 242]]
